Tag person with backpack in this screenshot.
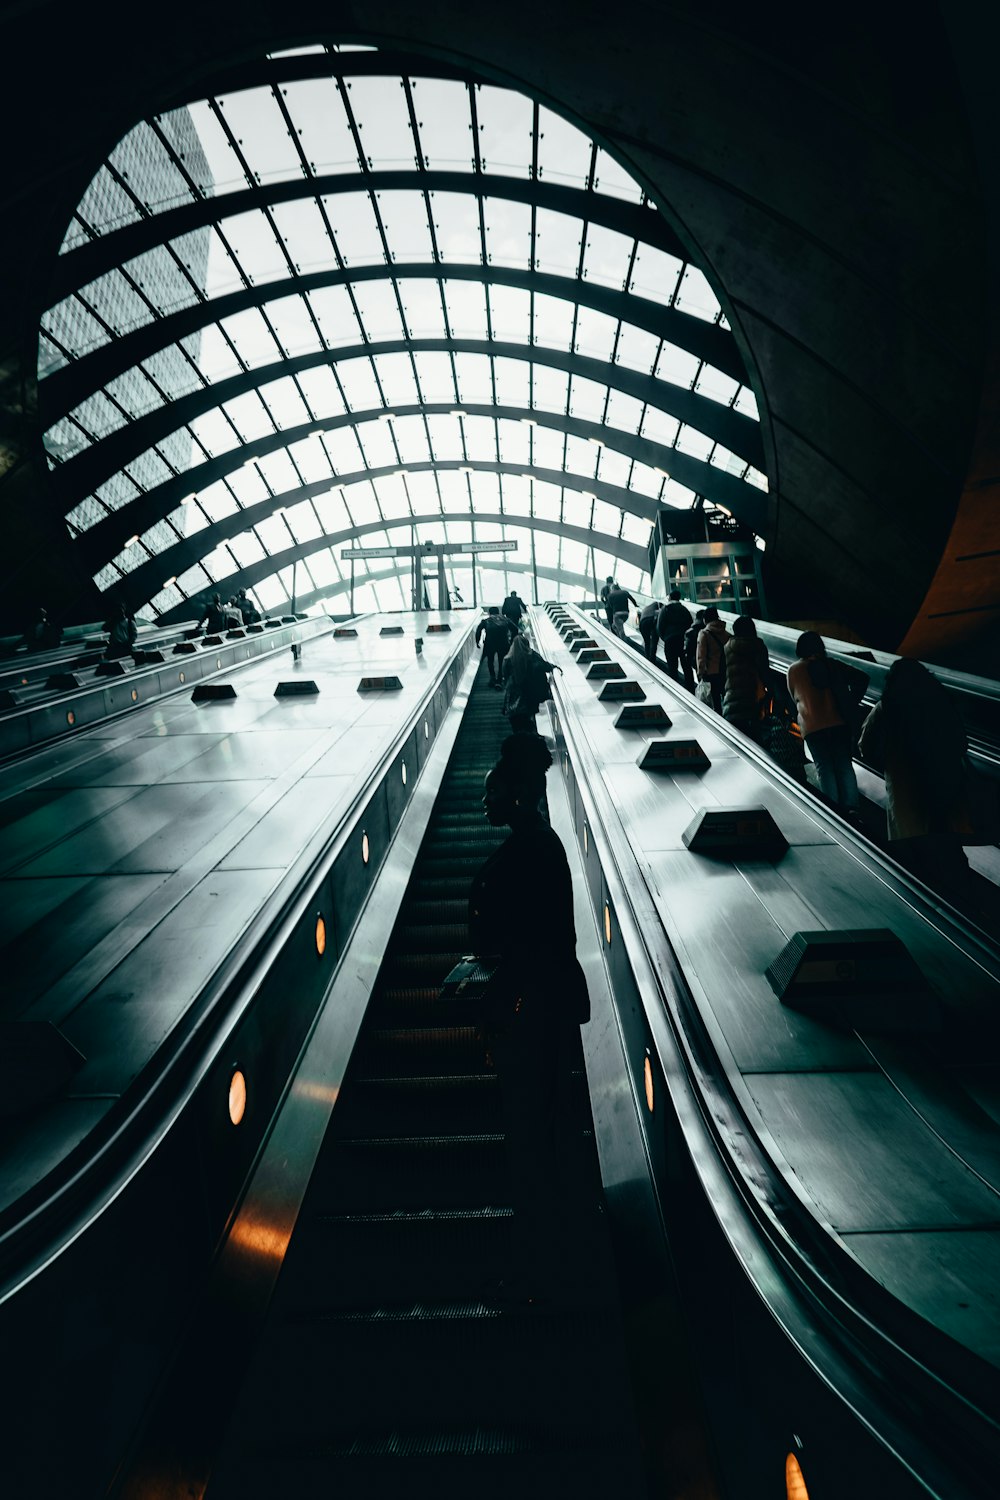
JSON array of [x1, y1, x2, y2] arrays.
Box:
[[657, 590, 694, 689], [722, 615, 770, 737], [637, 600, 661, 661], [695, 606, 730, 712], [103, 602, 137, 660], [787, 631, 868, 816], [475, 606, 516, 688], [502, 632, 561, 732]]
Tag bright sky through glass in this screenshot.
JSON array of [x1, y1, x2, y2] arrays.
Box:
[[40, 48, 764, 618]]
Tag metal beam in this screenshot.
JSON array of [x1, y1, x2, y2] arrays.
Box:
[[50, 171, 687, 304], [157, 555, 601, 625], [42, 263, 744, 419], [139, 510, 646, 616], [54, 337, 763, 506], [75, 411, 765, 575]]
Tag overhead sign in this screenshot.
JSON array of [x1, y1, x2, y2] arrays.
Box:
[[342, 540, 517, 559], [341, 546, 400, 559], [457, 540, 517, 553]]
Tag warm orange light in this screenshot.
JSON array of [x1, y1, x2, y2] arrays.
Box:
[[66, 710, 75, 726], [130, 688, 138, 701], [228, 1069, 247, 1125], [786, 1453, 810, 1500], [315, 913, 327, 956], [604, 904, 612, 944], [644, 1054, 654, 1113], [362, 831, 370, 864]]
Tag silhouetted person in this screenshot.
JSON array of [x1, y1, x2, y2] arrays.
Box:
[[501, 590, 525, 628], [470, 734, 590, 1299], [197, 593, 228, 633], [599, 575, 615, 625], [722, 615, 770, 737], [858, 658, 974, 898], [695, 606, 729, 712], [23, 607, 60, 652], [683, 609, 707, 686], [235, 589, 259, 625], [657, 590, 693, 688], [605, 583, 637, 640], [502, 632, 560, 732], [787, 631, 868, 817], [103, 603, 137, 660], [475, 606, 515, 687], [638, 600, 661, 661]]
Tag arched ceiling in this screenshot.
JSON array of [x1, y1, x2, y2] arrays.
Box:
[[39, 43, 766, 619]]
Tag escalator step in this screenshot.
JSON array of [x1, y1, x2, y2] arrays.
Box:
[[312, 1135, 509, 1211], [329, 1074, 501, 1139]]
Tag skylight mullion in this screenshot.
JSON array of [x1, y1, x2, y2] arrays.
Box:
[[147, 117, 205, 202], [206, 97, 258, 189], [401, 76, 426, 169]]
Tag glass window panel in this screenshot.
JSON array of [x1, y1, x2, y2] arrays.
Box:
[[187, 99, 246, 195], [128, 448, 175, 490], [573, 306, 617, 362], [468, 470, 500, 510], [379, 191, 435, 261], [308, 285, 362, 347], [351, 280, 405, 341], [286, 499, 323, 542], [559, 539, 589, 575], [397, 278, 447, 338], [307, 550, 338, 587], [532, 292, 574, 352], [392, 414, 431, 463], [373, 473, 412, 519], [312, 488, 350, 532], [256, 575, 288, 609], [534, 210, 583, 278], [532, 481, 561, 520], [41, 293, 109, 358], [595, 446, 631, 486], [255, 513, 291, 552], [563, 433, 598, 477], [476, 85, 533, 178], [219, 306, 281, 368], [172, 226, 241, 302], [183, 498, 214, 532], [178, 562, 212, 594], [615, 321, 660, 375], [37, 333, 69, 378], [500, 473, 530, 514], [297, 365, 347, 419], [354, 419, 397, 468], [621, 513, 651, 546], [493, 354, 529, 408], [323, 428, 365, 478], [199, 482, 240, 520], [349, 76, 417, 169], [536, 107, 592, 187], [591, 498, 620, 534], [415, 80, 474, 171], [224, 390, 275, 441], [370, 352, 417, 408], [675, 425, 713, 461], [229, 530, 267, 566], [324, 191, 386, 266], [413, 351, 457, 404], [59, 215, 90, 254], [258, 447, 301, 492], [473, 518, 503, 540], [734, 385, 759, 420], [462, 414, 497, 460], [190, 325, 242, 384], [628, 461, 663, 498], [347, 482, 385, 525], [640, 407, 680, 446], [282, 78, 360, 174], [483, 197, 532, 269], [141, 345, 199, 402], [443, 280, 488, 339], [430, 192, 482, 264], [454, 352, 493, 405], [218, 88, 300, 183], [105, 368, 164, 420], [697, 365, 740, 406], [568, 373, 607, 422], [603, 388, 644, 434], [270, 199, 338, 273], [79, 269, 153, 337], [219, 210, 288, 284], [404, 471, 440, 510], [582, 224, 633, 291], [675, 265, 721, 323], [662, 478, 697, 506], [425, 412, 464, 461], [335, 355, 382, 410], [487, 285, 529, 344], [531, 425, 565, 472], [258, 374, 311, 428], [123, 243, 199, 317], [531, 363, 568, 413], [593, 147, 643, 204], [227, 463, 268, 503], [630, 244, 683, 306], [77, 164, 142, 236], [189, 407, 240, 455], [287, 433, 333, 482], [437, 470, 468, 514], [656, 343, 700, 389], [746, 465, 768, 491], [498, 419, 529, 465]]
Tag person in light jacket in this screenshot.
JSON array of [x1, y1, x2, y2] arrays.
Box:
[[695, 607, 730, 712], [786, 631, 864, 814]]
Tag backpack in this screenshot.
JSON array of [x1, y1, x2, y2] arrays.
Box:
[[526, 653, 552, 708]]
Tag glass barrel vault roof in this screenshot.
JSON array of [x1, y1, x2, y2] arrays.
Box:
[[38, 44, 765, 618]]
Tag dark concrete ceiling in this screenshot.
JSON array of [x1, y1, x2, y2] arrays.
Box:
[[0, 0, 996, 661]]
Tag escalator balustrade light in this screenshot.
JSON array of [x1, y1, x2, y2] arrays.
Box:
[[644, 1053, 655, 1113], [315, 913, 327, 957], [178, 671, 186, 683], [604, 904, 612, 944], [362, 831, 370, 864], [130, 689, 138, 702], [66, 710, 76, 726], [401, 760, 407, 785], [229, 1069, 247, 1126], [583, 821, 588, 855], [424, 721, 429, 739], [217, 658, 223, 669], [785, 1453, 809, 1500]]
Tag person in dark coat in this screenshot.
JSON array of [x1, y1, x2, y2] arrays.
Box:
[[638, 600, 661, 661], [475, 606, 515, 687], [722, 615, 770, 736], [501, 591, 525, 628], [605, 583, 637, 640], [599, 576, 616, 626], [683, 609, 707, 685], [197, 593, 228, 633], [502, 631, 560, 731], [103, 603, 137, 660], [657, 590, 694, 689], [469, 734, 590, 1297], [858, 658, 974, 896], [236, 589, 260, 625]]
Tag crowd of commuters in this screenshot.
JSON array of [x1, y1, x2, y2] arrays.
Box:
[[196, 589, 261, 632]]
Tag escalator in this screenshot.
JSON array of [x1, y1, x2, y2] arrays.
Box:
[[202, 661, 648, 1499]]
